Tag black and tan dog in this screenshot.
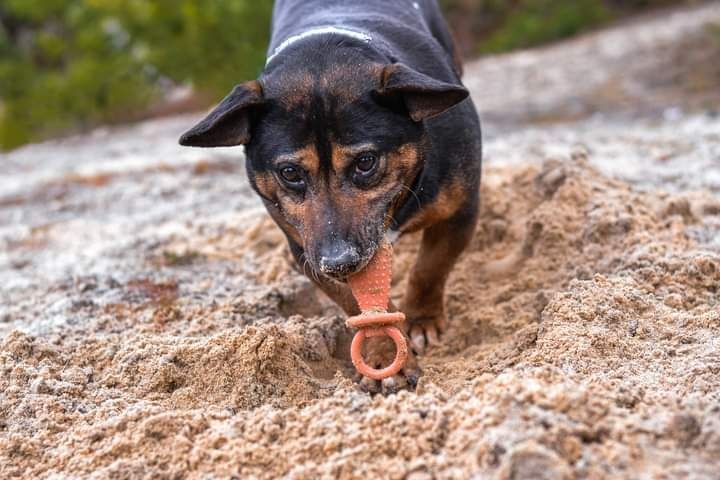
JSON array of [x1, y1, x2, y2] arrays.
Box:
[[180, 0, 482, 392]]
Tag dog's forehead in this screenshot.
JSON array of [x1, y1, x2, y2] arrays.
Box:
[[251, 56, 418, 167], [264, 63, 379, 108]]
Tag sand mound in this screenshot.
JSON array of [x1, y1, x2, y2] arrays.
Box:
[[102, 325, 324, 409], [2, 152, 718, 478]]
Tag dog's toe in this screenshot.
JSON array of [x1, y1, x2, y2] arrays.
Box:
[[355, 334, 420, 395], [426, 324, 440, 346], [381, 376, 400, 394], [410, 326, 427, 354], [359, 376, 381, 394], [408, 316, 444, 355], [359, 371, 415, 395]]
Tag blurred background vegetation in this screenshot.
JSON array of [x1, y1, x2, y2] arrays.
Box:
[[0, 0, 704, 150]]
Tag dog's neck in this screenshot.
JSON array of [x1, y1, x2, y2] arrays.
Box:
[[266, 26, 372, 65]]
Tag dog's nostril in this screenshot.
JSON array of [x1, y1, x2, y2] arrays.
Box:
[[318, 246, 361, 275]]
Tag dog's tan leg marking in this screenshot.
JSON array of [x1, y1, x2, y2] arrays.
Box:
[[402, 208, 477, 354]]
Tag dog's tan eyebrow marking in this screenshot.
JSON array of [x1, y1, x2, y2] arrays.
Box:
[[273, 145, 320, 175], [331, 143, 377, 172], [272, 152, 301, 165], [344, 143, 377, 155]]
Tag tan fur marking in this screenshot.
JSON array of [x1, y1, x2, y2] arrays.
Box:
[[272, 211, 303, 245], [331, 143, 375, 173], [401, 179, 467, 233], [387, 144, 419, 176], [273, 145, 320, 177], [331, 143, 419, 177], [294, 145, 320, 176], [252, 167, 308, 247], [298, 192, 333, 259], [246, 79, 264, 95], [252, 171, 277, 200]]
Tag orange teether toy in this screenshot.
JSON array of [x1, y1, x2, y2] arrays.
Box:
[[346, 242, 408, 380]]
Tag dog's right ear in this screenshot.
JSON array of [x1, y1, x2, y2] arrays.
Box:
[[179, 81, 264, 147]]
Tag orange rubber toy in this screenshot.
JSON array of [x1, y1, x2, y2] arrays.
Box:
[[346, 242, 408, 380]]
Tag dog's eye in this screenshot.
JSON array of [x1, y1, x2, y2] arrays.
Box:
[[354, 153, 378, 176], [278, 165, 304, 188]]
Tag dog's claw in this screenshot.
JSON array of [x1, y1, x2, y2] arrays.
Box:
[[381, 377, 399, 394], [405, 370, 419, 389], [407, 315, 445, 355], [360, 370, 415, 395], [359, 376, 381, 394], [410, 327, 427, 354], [356, 334, 420, 394], [426, 325, 440, 347]]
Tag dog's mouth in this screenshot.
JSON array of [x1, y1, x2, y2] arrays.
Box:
[[313, 241, 378, 281], [306, 201, 398, 281], [310, 226, 387, 282]]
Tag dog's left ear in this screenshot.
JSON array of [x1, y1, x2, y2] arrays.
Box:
[[376, 64, 469, 122], [179, 80, 264, 147]]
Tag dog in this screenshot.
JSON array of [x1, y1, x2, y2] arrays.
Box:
[[179, 0, 482, 393]]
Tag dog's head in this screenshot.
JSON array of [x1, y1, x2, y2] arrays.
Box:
[[180, 52, 467, 280]]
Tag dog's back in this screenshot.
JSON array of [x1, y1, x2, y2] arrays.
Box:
[[268, 0, 462, 80]]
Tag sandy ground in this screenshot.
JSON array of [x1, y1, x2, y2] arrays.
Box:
[[468, 1, 720, 135], [2, 4, 720, 479]]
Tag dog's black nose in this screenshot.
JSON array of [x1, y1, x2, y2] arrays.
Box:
[[318, 241, 361, 276]]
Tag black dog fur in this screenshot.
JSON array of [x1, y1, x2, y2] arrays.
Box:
[[180, 0, 482, 393]]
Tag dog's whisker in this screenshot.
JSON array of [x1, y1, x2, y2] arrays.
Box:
[[399, 183, 422, 209], [300, 253, 310, 277], [301, 253, 321, 283], [384, 212, 400, 231]]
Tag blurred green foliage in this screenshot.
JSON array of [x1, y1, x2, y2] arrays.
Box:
[[0, 0, 691, 150], [711, 22, 720, 41], [477, 0, 612, 53], [0, 0, 272, 150], [440, 0, 686, 54]]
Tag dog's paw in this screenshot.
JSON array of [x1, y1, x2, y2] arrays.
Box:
[[355, 335, 420, 395], [407, 314, 446, 355]]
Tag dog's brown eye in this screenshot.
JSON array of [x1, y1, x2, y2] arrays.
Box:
[[355, 153, 377, 175], [278, 165, 304, 187]]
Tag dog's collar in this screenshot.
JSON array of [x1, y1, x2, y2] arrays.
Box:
[[266, 26, 372, 65]]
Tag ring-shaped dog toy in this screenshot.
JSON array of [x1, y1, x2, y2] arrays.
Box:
[[346, 243, 409, 380], [350, 325, 408, 380]]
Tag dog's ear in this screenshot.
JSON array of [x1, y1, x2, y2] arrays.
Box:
[[179, 81, 264, 147], [376, 64, 468, 122]]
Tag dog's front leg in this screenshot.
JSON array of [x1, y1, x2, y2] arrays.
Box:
[[402, 203, 478, 354]]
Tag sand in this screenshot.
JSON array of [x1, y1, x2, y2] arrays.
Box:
[[2, 4, 720, 479], [2, 151, 719, 478]]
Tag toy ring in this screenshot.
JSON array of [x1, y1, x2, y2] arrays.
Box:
[[346, 242, 409, 380], [350, 325, 408, 380]]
